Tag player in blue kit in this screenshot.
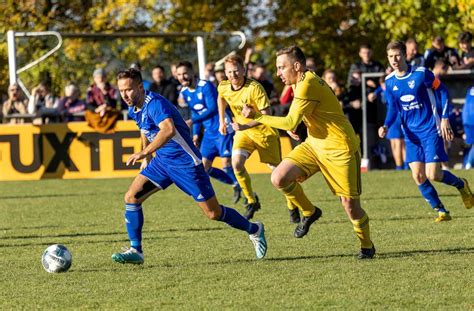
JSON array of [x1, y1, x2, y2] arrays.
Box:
[[379, 41, 473, 222], [111, 68, 267, 264], [176, 61, 242, 203]]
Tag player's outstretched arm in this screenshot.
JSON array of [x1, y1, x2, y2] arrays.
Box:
[[243, 101, 304, 131], [127, 118, 176, 166]]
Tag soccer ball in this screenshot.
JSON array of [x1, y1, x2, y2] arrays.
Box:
[[41, 244, 72, 273]]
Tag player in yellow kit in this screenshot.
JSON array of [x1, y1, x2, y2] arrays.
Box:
[[217, 54, 283, 220], [242, 46, 375, 259]]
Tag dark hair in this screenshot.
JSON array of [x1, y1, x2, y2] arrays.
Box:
[[116, 68, 143, 84], [360, 44, 372, 50], [276, 45, 306, 65], [386, 40, 407, 56], [458, 31, 473, 43], [153, 64, 165, 71], [176, 61, 193, 71]]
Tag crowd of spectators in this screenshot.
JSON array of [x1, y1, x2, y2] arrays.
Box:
[[1, 32, 473, 168]]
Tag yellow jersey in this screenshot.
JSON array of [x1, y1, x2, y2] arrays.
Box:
[[255, 71, 359, 154], [218, 78, 278, 138]]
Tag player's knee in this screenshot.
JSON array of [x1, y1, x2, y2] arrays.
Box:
[[232, 159, 245, 172], [425, 171, 437, 181], [271, 170, 288, 188], [124, 191, 140, 204], [412, 173, 427, 185]]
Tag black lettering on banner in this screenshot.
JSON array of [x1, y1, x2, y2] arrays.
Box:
[[0, 134, 43, 173], [78, 133, 101, 171], [45, 133, 79, 172], [113, 131, 141, 170]]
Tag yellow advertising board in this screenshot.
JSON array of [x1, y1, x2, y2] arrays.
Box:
[[0, 121, 293, 181]]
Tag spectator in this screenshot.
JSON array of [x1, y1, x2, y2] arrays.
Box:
[[454, 31, 474, 70], [214, 62, 226, 86], [56, 83, 86, 122], [368, 73, 407, 170], [86, 68, 118, 115], [322, 69, 346, 107], [347, 44, 385, 162], [149, 64, 178, 105], [252, 64, 279, 105], [406, 38, 425, 67], [130, 62, 151, 90], [204, 62, 216, 84], [346, 69, 363, 135], [3, 83, 28, 124], [463, 86, 474, 169], [85, 68, 120, 133], [27, 81, 59, 124], [424, 35, 460, 70], [347, 44, 385, 94], [306, 57, 317, 72]]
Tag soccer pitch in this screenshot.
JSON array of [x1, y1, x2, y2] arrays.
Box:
[[1, 171, 473, 309]]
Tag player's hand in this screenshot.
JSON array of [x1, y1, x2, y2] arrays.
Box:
[[378, 125, 387, 138], [287, 130, 300, 141], [440, 119, 454, 142], [367, 92, 377, 102], [242, 104, 256, 119], [219, 122, 227, 135], [366, 80, 376, 88], [140, 155, 152, 171], [232, 122, 249, 131], [192, 135, 200, 147], [127, 151, 146, 166]]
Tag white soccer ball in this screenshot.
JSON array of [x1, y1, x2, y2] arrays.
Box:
[[41, 244, 72, 273]]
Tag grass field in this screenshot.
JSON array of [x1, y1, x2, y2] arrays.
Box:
[[1, 170, 473, 309]]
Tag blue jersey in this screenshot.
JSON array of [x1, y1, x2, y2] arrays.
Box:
[[179, 80, 233, 136], [128, 91, 202, 167], [463, 86, 474, 126], [384, 66, 449, 142]]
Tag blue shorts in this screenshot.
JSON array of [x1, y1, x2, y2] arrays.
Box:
[[465, 125, 474, 144], [386, 118, 404, 139], [140, 158, 215, 202], [200, 131, 233, 160], [405, 135, 448, 163]]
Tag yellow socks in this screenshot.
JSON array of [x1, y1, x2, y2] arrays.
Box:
[[235, 169, 255, 204], [279, 182, 314, 217], [351, 213, 373, 249]]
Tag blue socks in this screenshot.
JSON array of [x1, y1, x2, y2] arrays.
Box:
[[418, 180, 443, 210], [208, 167, 233, 185], [125, 203, 144, 253], [218, 205, 258, 234], [395, 165, 404, 170], [440, 170, 464, 189], [223, 166, 239, 187]]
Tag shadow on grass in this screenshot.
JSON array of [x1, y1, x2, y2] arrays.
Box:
[[0, 191, 122, 200], [50, 246, 474, 273]]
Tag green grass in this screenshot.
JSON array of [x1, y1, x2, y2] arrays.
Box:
[[1, 171, 473, 309]]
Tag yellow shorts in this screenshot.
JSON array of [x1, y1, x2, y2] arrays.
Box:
[[232, 130, 281, 166], [286, 141, 362, 199]]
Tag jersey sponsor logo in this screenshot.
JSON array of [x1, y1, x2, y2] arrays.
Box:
[[197, 92, 203, 100], [193, 103, 204, 110], [393, 85, 399, 91], [400, 94, 415, 102], [408, 80, 415, 89], [402, 101, 422, 111]]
